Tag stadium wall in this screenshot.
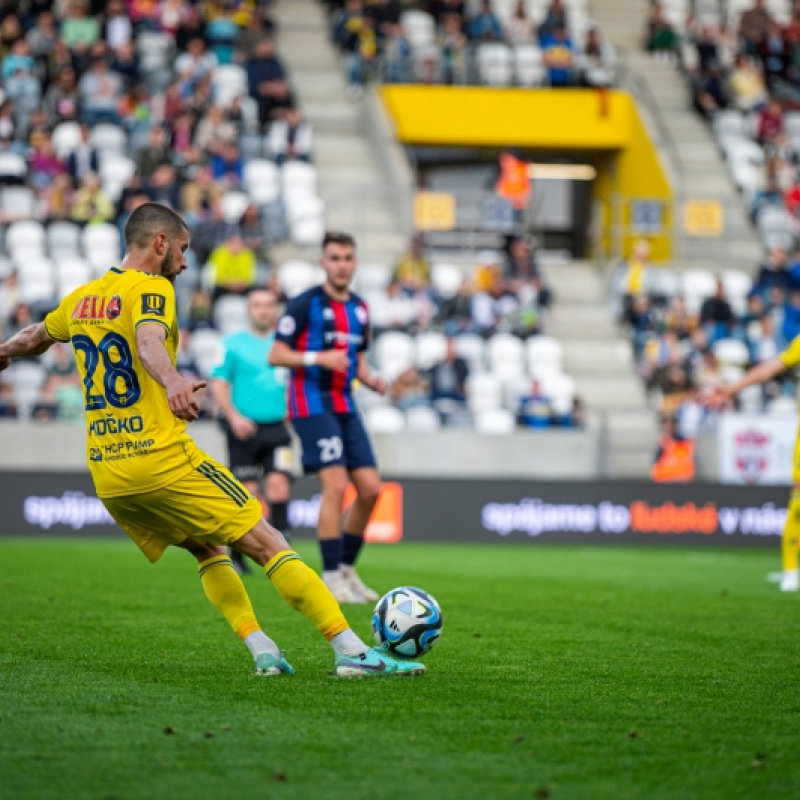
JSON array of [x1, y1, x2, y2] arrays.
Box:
[[379, 86, 672, 262]]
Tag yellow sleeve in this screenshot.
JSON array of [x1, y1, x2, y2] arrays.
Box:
[[42, 295, 72, 343], [127, 277, 177, 338], [779, 336, 800, 369]]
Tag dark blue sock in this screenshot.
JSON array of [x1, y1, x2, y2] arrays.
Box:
[[319, 537, 343, 572], [341, 532, 365, 567]]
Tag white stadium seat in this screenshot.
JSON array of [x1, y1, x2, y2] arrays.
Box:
[[415, 330, 448, 370], [6, 220, 45, 255], [213, 294, 249, 335], [365, 404, 405, 434], [430, 262, 464, 298], [243, 159, 281, 205], [405, 405, 441, 431], [467, 371, 503, 412], [474, 407, 516, 435], [526, 335, 563, 374], [374, 331, 415, 377]]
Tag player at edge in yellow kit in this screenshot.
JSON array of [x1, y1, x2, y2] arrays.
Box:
[[705, 337, 800, 592], [0, 203, 424, 678]]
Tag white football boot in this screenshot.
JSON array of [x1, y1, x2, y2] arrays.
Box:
[[341, 564, 379, 603], [780, 570, 799, 592]]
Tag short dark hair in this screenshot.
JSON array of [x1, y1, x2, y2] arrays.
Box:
[[322, 230, 356, 249], [124, 202, 188, 251]]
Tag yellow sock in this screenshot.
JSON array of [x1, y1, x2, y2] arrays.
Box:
[[782, 495, 800, 572], [198, 555, 261, 639], [265, 550, 349, 641]]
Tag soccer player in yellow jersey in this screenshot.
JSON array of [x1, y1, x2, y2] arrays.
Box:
[[0, 203, 424, 677], [706, 337, 800, 592]]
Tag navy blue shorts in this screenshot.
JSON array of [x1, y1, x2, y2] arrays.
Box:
[[291, 412, 377, 474]]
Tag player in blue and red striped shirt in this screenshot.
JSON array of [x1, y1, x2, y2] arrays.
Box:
[[270, 231, 387, 604]]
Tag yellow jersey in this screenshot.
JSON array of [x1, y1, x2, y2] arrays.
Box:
[[780, 336, 800, 371], [44, 267, 200, 498]]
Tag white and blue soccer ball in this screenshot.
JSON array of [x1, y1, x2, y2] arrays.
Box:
[[372, 586, 442, 659]]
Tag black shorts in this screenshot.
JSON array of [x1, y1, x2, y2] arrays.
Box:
[[223, 421, 293, 482]]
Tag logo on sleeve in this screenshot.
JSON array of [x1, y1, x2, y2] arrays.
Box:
[[277, 315, 296, 336], [355, 306, 368, 325], [141, 294, 166, 316]]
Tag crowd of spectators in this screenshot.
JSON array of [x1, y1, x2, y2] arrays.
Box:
[[617, 238, 800, 441], [0, 0, 581, 433], [322, 0, 616, 92]]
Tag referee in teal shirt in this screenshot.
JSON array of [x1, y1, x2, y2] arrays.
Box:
[[211, 288, 293, 573]]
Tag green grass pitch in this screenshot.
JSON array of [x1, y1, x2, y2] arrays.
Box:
[[0, 538, 798, 800]]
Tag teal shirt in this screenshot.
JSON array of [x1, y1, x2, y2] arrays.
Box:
[[212, 330, 288, 423]]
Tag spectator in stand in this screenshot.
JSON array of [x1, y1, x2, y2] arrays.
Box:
[[269, 108, 313, 165], [206, 3, 240, 65], [210, 140, 244, 187], [439, 13, 468, 85], [753, 247, 794, 297], [692, 62, 730, 119], [0, 14, 23, 62], [541, 24, 576, 88], [0, 271, 21, 328], [43, 173, 75, 222], [26, 10, 59, 62], [625, 294, 657, 362], [27, 129, 66, 191], [61, 0, 101, 52], [424, 337, 469, 405], [70, 171, 115, 224], [194, 104, 238, 154], [4, 42, 41, 137], [759, 20, 789, 92], [39, 341, 83, 421], [110, 39, 139, 90], [504, 235, 552, 309], [517, 379, 552, 428], [138, 125, 171, 180], [390, 367, 430, 411], [645, 3, 679, 57], [67, 123, 100, 184], [239, 203, 268, 262], [472, 268, 518, 337], [191, 197, 230, 264], [78, 54, 123, 126], [382, 22, 413, 84], [208, 228, 258, 300], [366, 0, 403, 40], [699, 278, 735, 343], [43, 65, 81, 127], [580, 27, 616, 88], [505, 0, 535, 45], [730, 53, 769, 113], [146, 163, 181, 209], [539, 0, 569, 40], [237, 11, 269, 57], [694, 26, 719, 74], [436, 279, 474, 336], [103, 0, 133, 50], [174, 37, 218, 88], [392, 234, 431, 295], [467, 0, 504, 42], [430, 0, 467, 23], [184, 286, 214, 332], [246, 37, 294, 127], [739, 0, 773, 57]]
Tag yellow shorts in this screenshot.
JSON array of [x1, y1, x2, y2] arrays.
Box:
[[103, 455, 263, 563]]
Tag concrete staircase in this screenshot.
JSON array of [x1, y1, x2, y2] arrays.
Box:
[[544, 259, 658, 476], [272, 0, 409, 263], [590, 0, 762, 270]]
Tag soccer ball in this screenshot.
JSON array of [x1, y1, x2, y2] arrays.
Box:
[[372, 586, 442, 659]]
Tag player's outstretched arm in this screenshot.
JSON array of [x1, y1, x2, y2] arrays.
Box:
[[0, 323, 55, 370], [136, 323, 207, 422], [704, 356, 787, 410]]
